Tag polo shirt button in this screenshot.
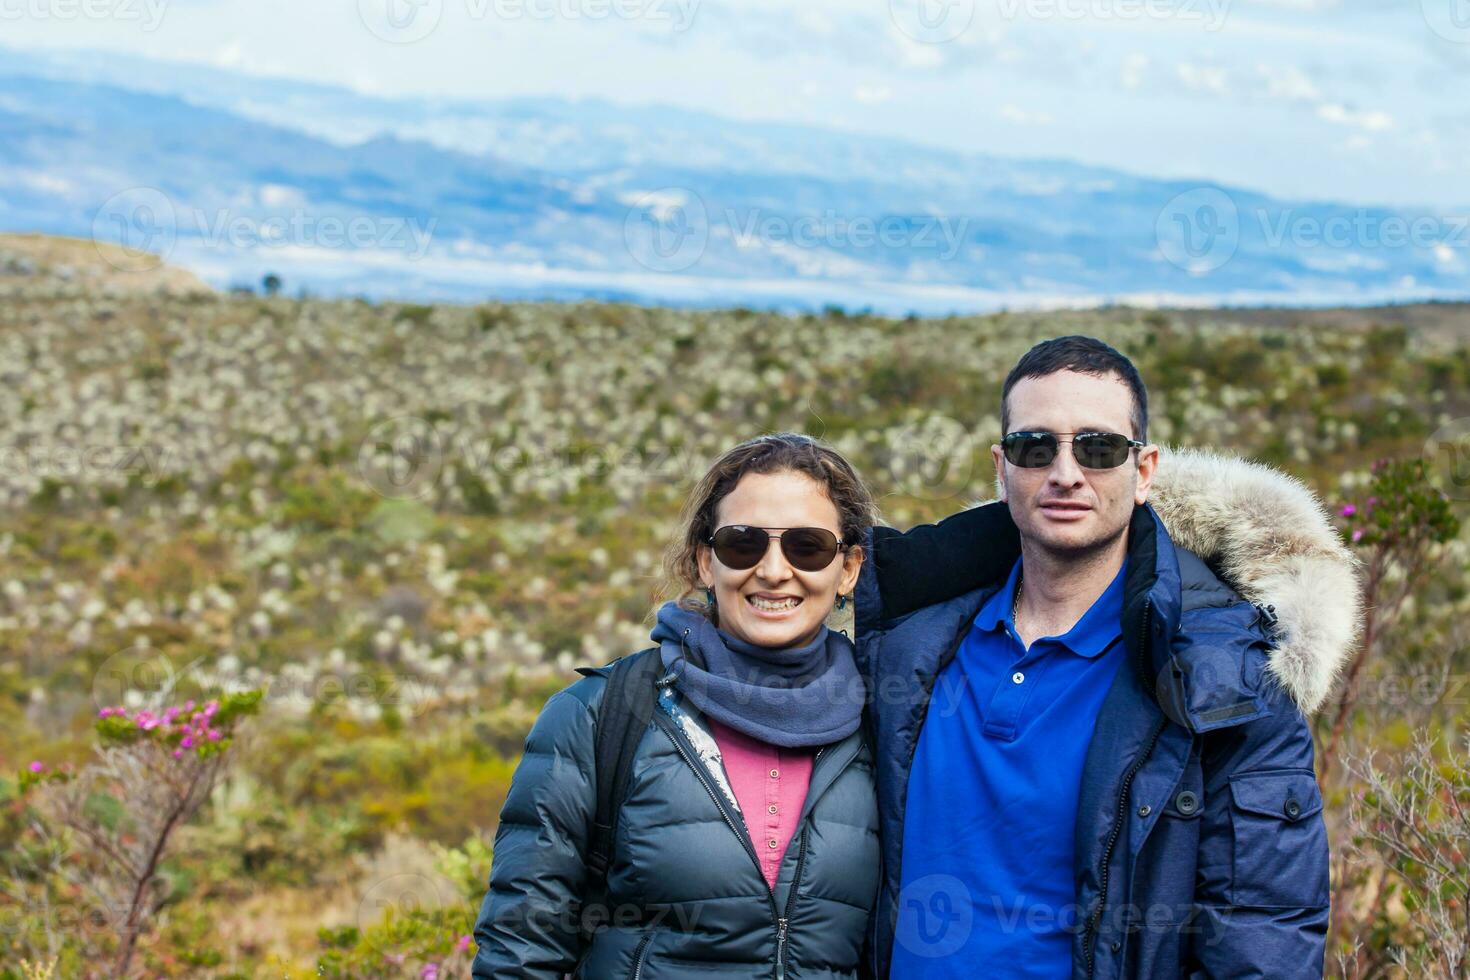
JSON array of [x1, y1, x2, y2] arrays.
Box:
[[769, 769, 780, 779], [1137, 804, 1152, 818], [767, 839, 779, 849], [768, 804, 779, 814], [1012, 671, 1025, 684], [1111, 941, 1121, 953]]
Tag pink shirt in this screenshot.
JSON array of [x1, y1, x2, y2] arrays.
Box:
[[706, 718, 815, 890]]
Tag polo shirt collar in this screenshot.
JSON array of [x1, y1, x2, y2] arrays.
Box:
[[972, 556, 1022, 635], [973, 555, 1129, 659]]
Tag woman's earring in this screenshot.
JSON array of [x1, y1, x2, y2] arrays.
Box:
[[704, 587, 715, 605], [836, 593, 848, 611]]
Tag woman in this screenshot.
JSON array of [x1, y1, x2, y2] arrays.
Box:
[[473, 433, 881, 979]]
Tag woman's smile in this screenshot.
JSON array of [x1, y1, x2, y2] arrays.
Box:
[[746, 592, 804, 617]]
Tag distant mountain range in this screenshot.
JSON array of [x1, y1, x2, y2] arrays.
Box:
[[1, 46, 1465, 313]]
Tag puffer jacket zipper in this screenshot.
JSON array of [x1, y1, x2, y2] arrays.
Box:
[[653, 711, 786, 963], [628, 930, 654, 980], [655, 709, 832, 980], [1084, 599, 1166, 979], [776, 823, 811, 980]]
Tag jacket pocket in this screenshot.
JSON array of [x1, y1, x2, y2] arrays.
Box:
[[1227, 769, 1328, 909]]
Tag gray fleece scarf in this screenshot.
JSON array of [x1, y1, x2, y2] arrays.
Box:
[[650, 600, 865, 748]]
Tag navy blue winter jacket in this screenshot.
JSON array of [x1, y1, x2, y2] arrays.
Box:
[[855, 485, 1347, 980]]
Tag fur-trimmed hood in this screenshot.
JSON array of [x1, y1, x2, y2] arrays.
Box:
[[1146, 447, 1360, 715], [982, 447, 1360, 714]]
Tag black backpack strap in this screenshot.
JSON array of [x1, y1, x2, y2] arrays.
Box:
[[585, 647, 662, 881]]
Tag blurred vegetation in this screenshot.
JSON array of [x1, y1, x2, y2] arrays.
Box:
[[0, 258, 1467, 974]]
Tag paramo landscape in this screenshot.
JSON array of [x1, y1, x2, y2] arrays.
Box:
[[0, 232, 1467, 978]]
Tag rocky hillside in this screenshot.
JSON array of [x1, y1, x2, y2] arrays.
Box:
[[0, 237, 1466, 976]]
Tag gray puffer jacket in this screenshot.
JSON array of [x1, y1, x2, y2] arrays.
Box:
[[472, 662, 881, 979]]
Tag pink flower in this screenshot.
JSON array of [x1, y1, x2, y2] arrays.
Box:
[[1351, 529, 1364, 543], [207, 729, 222, 742], [456, 934, 472, 953], [1340, 504, 1357, 518], [420, 965, 439, 980], [28, 761, 44, 773], [180, 735, 194, 749], [172, 749, 183, 759]]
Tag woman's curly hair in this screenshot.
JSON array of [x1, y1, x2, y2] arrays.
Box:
[[659, 432, 879, 627]]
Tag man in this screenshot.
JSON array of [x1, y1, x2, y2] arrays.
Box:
[[855, 337, 1353, 978]]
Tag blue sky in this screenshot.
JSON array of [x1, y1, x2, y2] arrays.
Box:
[[6, 0, 1469, 209]]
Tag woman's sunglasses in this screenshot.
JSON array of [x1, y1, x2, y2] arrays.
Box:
[[1001, 431, 1144, 470], [706, 525, 847, 572]]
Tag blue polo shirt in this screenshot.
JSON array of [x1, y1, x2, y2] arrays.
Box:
[[891, 556, 1128, 978]]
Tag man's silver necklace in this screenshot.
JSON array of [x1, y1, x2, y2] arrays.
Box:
[[1012, 574, 1023, 632]]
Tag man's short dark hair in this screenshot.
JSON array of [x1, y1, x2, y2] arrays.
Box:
[[1001, 336, 1148, 441]]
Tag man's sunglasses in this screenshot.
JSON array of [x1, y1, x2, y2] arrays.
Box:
[[1001, 431, 1144, 470], [706, 525, 847, 572]]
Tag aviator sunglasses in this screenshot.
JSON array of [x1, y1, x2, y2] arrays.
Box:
[[706, 525, 847, 572], [1001, 431, 1145, 470]]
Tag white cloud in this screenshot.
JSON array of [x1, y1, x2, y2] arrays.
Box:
[[854, 84, 894, 104], [1317, 103, 1393, 131], [213, 41, 245, 69], [1000, 104, 1054, 125], [0, 0, 1463, 208], [1257, 63, 1320, 102], [1176, 62, 1230, 95], [259, 184, 306, 208], [1120, 53, 1149, 91]]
